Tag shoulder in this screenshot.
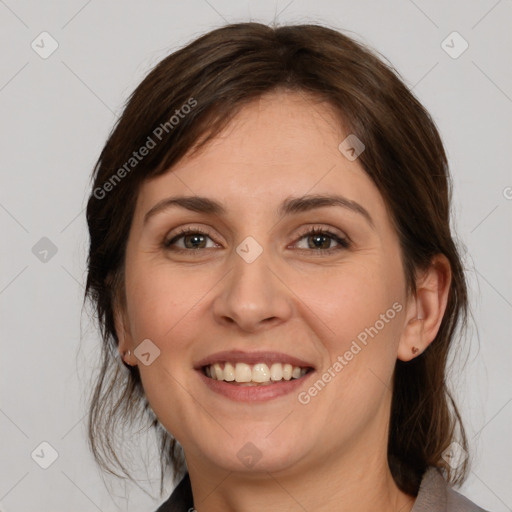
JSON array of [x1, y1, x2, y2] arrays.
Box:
[[155, 473, 194, 512], [413, 467, 490, 512]]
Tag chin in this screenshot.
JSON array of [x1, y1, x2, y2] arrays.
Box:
[[196, 433, 309, 475]]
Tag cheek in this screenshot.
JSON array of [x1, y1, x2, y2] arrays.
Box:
[[292, 261, 404, 348], [123, 265, 213, 440], [291, 260, 405, 405], [125, 262, 212, 343], [293, 269, 403, 415]]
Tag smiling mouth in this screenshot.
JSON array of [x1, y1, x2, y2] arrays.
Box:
[[202, 362, 313, 386]]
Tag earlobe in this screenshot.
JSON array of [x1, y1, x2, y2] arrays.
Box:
[[397, 254, 452, 362], [114, 307, 135, 367], [398, 315, 425, 362]]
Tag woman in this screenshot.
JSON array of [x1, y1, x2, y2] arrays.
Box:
[[85, 22, 489, 512]]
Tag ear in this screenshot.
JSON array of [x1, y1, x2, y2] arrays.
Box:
[[113, 302, 137, 367], [397, 254, 452, 362]]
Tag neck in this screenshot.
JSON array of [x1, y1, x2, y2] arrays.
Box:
[[186, 443, 416, 512]]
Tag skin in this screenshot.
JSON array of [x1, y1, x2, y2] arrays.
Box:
[[115, 91, 451, 512]]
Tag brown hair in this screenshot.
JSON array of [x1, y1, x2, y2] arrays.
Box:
[[85, 22, 469, 496]]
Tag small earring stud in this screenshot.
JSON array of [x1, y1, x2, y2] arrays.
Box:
[[412, 346, 420, 355]]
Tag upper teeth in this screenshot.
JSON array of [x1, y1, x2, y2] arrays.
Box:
[[205, 362, 308, 383]]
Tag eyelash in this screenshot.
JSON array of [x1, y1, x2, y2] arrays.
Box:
[[163, 226, 351, 254]]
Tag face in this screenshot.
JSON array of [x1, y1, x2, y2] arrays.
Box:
[[117, 91, 412, 478]]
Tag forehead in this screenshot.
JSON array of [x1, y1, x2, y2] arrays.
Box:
[[134, 91, 387, 222]]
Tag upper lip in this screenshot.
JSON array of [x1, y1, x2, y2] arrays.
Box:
[[194, 350, 316, 370]]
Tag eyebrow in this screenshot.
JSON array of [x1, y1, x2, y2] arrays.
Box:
[[143, 194, 374, 228]]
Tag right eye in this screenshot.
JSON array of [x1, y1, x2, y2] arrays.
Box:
[[163, 227, 220, 251]]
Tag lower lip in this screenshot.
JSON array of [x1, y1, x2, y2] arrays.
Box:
[[196, 369, 315, 402]]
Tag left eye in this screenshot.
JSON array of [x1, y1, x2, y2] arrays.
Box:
[[294, 229, 349, 251]]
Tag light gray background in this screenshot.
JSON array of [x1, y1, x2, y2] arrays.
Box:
[[1, 1, 511, 511]]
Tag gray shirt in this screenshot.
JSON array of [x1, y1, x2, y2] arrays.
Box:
[[413, 467, 488, 512], [156, 466, 489, 511]]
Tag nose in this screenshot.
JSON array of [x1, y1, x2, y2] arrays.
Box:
[[212, 248, 293, 333]]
